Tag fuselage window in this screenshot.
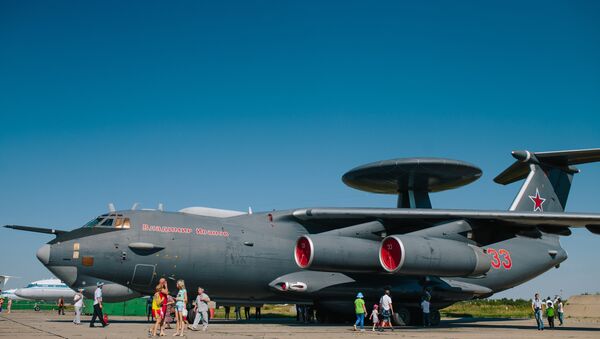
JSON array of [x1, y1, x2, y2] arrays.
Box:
[[73, 242, 80, 259], [122, 218, 131, 229]]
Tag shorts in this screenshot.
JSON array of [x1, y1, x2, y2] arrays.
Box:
[[152, 309, 164, 319], [176, 303, 185, 312], [382, 309, 391, 320]]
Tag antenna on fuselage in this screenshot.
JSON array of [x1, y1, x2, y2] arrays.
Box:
[[108, 203, 116, 212], [158, 203, 164, 211], [131, 202, 140, 210]]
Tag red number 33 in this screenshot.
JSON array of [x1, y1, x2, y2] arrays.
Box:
[[487, 248, 512, 270]]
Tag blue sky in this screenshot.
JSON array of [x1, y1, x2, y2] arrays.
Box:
[[1, 1, 599, 299]]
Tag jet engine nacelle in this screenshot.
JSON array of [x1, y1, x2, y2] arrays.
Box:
[[379, 235, 491, 276], [294, 235, 381, 272], [294, 234, 491, 277]]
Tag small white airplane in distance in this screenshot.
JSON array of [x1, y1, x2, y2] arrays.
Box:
[[12, 278, 76, 302]]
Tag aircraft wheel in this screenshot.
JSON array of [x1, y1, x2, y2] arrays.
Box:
[[392, 307, 410, 326], [409, 308, 423, 326], [430, 310, 441, 326], [34, 306, 40, 312], [315, 308, 328, 323]]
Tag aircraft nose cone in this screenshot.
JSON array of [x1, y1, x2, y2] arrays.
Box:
[[36, 244, 50, 265]]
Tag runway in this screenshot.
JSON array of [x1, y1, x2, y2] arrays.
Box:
[[1, 311, 599, 339]]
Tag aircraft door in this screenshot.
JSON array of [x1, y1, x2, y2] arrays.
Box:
[[131, 264, 156, 287]]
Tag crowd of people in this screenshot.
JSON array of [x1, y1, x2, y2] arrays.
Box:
[[352, 289, 432, 332], [29, 278, 216, 337], [1, 284, 572, 334], [532, 293, 565, 330], [146, 278, 211, 337]]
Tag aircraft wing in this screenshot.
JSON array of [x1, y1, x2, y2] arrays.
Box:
[[292, 208, 600, 229], [4, 225, 68, 236]]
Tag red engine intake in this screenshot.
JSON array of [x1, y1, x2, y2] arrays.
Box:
[[379, 236, 404, 272], [378, 235, 491, 276], [295, 236, 313, 268]]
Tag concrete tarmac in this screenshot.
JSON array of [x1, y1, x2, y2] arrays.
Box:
[[1, 311, 599, 339]]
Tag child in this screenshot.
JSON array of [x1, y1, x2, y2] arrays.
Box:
[[546, 300, 555, 329], [353, 292, 367, 332], [369, 304, 380, 332], [149, 285, 165, 337]]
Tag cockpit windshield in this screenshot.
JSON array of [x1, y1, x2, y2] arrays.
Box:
[[83, 214, 131, 229]]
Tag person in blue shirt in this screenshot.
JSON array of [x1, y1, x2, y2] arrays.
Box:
[[174, 280, 188, 336]]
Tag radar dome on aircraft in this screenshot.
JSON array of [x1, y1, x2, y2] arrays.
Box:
[[342, 157, 482, 208]]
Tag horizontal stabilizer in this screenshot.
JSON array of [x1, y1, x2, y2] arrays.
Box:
[[495, 148, 600, 185], [4, 225, 67, 236]]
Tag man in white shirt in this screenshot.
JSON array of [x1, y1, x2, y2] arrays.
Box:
[[73, 288, 84, 325], [379, 290, 394, 331], [555, 297, 564, 326], [531, 293, 544, 331], [421, 297, 430, 327], [90, 282, 108, 327], [190, 287, 210, 331]]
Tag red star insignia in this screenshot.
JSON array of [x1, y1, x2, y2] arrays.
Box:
[[529, 188, 546, 212]]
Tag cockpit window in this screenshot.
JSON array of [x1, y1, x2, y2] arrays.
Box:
[[84, 214, 131, 229], [84, 217, 104, 228]]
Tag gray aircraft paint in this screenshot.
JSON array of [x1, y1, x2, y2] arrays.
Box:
[[5, 148, 600, 325]]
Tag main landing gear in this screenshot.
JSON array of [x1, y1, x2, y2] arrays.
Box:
[[393, 308, 440, 326]]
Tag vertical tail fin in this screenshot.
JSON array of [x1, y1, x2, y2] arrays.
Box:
[[0, 275, 13, 289], [495, 149, 600, 212], [506, 163, 571, 212]]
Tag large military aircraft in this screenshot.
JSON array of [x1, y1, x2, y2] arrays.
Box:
[[6, 148, 600, 325]]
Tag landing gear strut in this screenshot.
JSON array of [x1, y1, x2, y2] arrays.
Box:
[[430, 310, 441, 326], [392, 307, 410, 326], [407, 308, 441, 326]]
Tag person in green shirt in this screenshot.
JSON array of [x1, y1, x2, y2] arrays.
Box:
[[353, 292, 367, 332], [546, 300, 555, 329]]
